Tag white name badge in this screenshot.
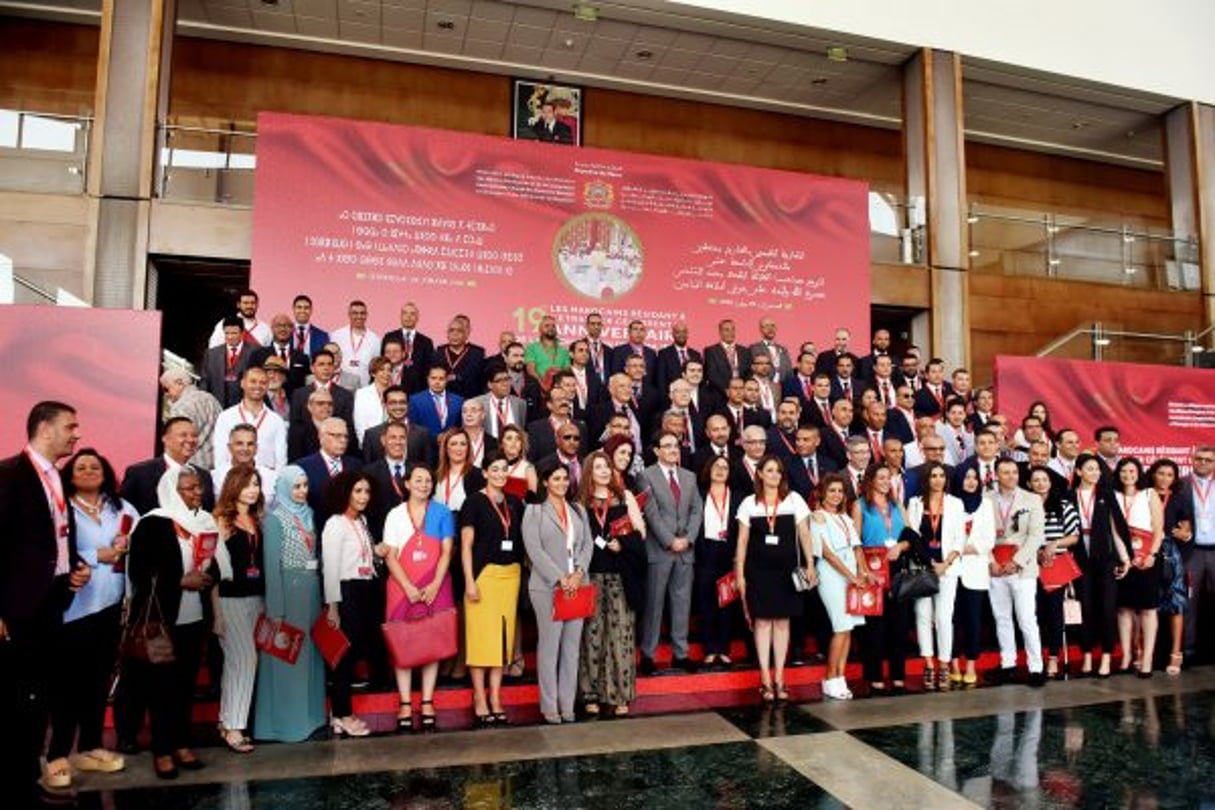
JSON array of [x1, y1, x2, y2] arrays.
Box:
[[412, 550, 427, 562], [765, 534, 780, 546], [884, 538, 896, 548], [500, 540, 514, 552], [304, 560, 319, 571], [594, 535, 607, 550]]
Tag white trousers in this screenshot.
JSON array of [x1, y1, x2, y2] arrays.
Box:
[[988, 576, 1042, 672], [915, 575, 958, 662], [218, 595, 263, 731]]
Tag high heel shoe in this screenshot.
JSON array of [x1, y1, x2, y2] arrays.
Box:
[[1167, 652, 1183, 676], [420, 699, 437, 732], [331, 716, 371, 738], [396, 701, 415, 734], [759, 682, 775, 703]]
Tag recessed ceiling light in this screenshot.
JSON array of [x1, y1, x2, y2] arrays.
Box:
[[563, 38, 575, 49], [1126, 130, 1136, 138], [573, 3, 598, 22], [437, 19, 455, 30], [635, 49, 653, 60], [811, 77, 828, 85], [1071, 121, 1086, 129], [826, 46, 848, 62], [260, 0, 279, 6]]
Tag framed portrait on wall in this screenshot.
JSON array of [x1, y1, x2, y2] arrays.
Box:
[[512, 80, 582, 146]]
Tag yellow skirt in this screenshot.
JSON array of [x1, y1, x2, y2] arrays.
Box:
[[464, 563, 522, 667]]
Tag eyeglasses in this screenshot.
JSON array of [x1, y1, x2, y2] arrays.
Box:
[[743, 439, 766, 445], [658, 442, 680, 450], [560, 433, 580, 440]]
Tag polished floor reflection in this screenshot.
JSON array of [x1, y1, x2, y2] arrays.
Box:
[[854, 690, 1215, 808], [59, 670, 1215, 809]]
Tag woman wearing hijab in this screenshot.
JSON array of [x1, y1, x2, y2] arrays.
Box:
[[125, 465, 215, 780], [253, 465, 327, 743]]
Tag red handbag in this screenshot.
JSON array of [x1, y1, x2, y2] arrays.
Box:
[[553, 583, 598, 621], [381, 607, 459, 669]]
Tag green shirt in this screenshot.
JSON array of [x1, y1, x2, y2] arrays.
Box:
[[524, 340, 571, 379]]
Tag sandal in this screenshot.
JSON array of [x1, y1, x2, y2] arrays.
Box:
[[396, 701, 414, 734], [42, 758, 72, 790], [775, 683, 789, 702], [506, 655, 525, 679], [73, 749, 125, 773], [613, 705, 630, 717], [420, 699, 437, 732], [221, 728, 255, 754], [492, 710, 508, 725], [1167, 652, 1183, 677], [937, 668, 951, 692], [923, 666, 937, 691], [584, 702, 601, 717], [759, 683, 775, 703]]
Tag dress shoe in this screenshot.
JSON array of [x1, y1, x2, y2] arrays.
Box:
[[672, 657, 699, 673], [639, 657, 657, 676], [1027, 671, 1047, 688]]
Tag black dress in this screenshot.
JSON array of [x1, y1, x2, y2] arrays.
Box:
[[742, 495, 805, 619]]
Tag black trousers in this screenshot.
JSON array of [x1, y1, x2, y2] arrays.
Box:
[[330, 579, 381, 717], [1037, 583, 1065, 655], [47, 603, 123, 760], [143, 621, 204, 757], [1076, 568, 1118, 653], [694, 559, 735, 656], [861, 592, 910, 682], [0, 618, 57, 797], [954, 584, 986, 661]]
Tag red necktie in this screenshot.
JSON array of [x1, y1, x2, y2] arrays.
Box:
[[227, 347, 238, 373], [296, 326, 307, 351], [870, 431, 882, 459], [842, 380, 851, 399], [803, 379, 813, 399], [880, 380, 890, 407], [668, 469, 682, 508]]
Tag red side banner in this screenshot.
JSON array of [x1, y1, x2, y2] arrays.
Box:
[[994, 355, 1215, 469], [250, 112, 870, 345], [0, 306, 162, 475]]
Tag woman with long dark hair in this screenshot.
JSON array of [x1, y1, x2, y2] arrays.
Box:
[[1027, 465, 1080, 679], [1148, 458, 1191, 676], [1113, 457, 1164, 676]]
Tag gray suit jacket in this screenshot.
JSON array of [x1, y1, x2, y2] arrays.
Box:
[[749, 340, 793, 382], [522, 500, 594, 592], [474, 393, 529, 438], [640, 463, 704, 564]]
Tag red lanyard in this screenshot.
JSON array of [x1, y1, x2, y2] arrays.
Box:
[[592, 496, 610, 530], [710, 487, 729, 526], [407, 502, 428, 541], [344, 516, 372, 566], [927, 494, 943, 536], [289, 515, 314, 553], [444, 469, 464, 504], [350, 330, 366, 357], [445, 345, 469, 370], [553, 499, 569, 535], [830, 513, 853, 543], [1117, 491, 1136, 524], [469, 432, 485, 463], [996, 493, 1015, 534], [890, 475, 904, 504], [763, 495, 779, 534], [237, 404, 266, 431], [875, 498, 893, 537], [26, 449, 65, 519], [775, 430, 796, 456], [494, 397, 510, 426], [1195, 477, 1213, 512], [489, 493, 512, 535], [1077, 488, 1096, 532]]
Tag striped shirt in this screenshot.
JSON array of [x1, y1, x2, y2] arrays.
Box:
[[1043, 499, 1080, 551]]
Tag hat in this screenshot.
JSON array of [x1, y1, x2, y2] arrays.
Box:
[[262, 356, 288, 373]]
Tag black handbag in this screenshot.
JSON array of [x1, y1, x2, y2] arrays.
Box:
[[892, 560, 939, 602], [121, 576, 176, 665]]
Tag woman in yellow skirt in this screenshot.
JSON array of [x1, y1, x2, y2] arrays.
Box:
[[461, 451, 526, 727]]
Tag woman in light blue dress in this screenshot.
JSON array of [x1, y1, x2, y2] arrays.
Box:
[[810, 473, 868, 700], [253, 466, 327, 742]]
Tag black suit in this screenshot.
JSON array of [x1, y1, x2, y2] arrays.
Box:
[[654, 345, 702, 402], [0, 452, 81, 793], [527, 418, 590, 463], [814, 350, 858, 377], [690, 443, 741, 478], [569, 368, 608, 423], [702, 343, 751, 397], [914, 383, 953, 419], [288, 420, 321, 463], [788, 451, 837, 502], [249, 344, 310, 393], [534, 118, 574, 144], [588, 399, 640, 450], [966, 411, 994, 434], [437, 344, 486, 400], [713, 403, 768, 446], [364, 458, 410, 539], [361, 422, 434, 468], [803, 397, 836, 431], [200, 344, 253, 408], [886, 408, 916, 445], [857, 352, 901, 385], [767, 426, 799, 462], [510, 373, 545, 424], [297, 452, 363, 534], [829, 376, 862, 405], [120, 457, 216, 515], [609, 343, 658, 384], [380, 329, 435, 394], [820, 423, 854, 469], [290, 383, 358, 455]]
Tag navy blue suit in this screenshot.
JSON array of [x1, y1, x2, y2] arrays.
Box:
[[296, 452, 363, 536], [408, 390, 464, 438], [609, 343, 658, 383]]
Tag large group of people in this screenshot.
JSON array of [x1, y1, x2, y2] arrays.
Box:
[[4, 288, 1214, 802]]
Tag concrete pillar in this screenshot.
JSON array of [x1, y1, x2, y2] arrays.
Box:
[[86, 0, 176, 308], [1164, 102, 1215, 335], [903, 48, 969, 367]]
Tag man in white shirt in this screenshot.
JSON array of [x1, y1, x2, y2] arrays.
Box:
[[329, 300, 381, 388], [211, 423, 277, 504], [936, 399, 975, 466], [1048, 428, 1081, 482], [212, 366, 288, 473], [208, 288, 271, 348]]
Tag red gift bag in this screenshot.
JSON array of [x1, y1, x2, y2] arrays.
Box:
[[553, 583, 598, 621], [503, 476, 529, 500], [861, 547, 890, 588], [381, 607, 459, 669], [716, 571, 738, 607], [846, 582, 884, 616], [310, 613, 351, 669], [1039, 551, 1082, 591], [254, 614, 304, 665], [992, 544, 1018, 568]]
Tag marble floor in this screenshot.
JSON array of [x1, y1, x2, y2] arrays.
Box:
[[58, 668, 1215, 809]]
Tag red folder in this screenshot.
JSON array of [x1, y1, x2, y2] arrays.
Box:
[[552, 583, 598, 621], [846, 582, 884, 616], [1039, 551, 1082, 592], [1129, 527, 1154, 564], [634, 491, 648, 510], [254, 614, 304, 665], [503, 476, 529, 500], [310, 613, 351, 669], [716, 571, 738, 607], [193, 531, 218, 570], [861, 547, 890, 587], [992, 544, 1018, 567], [608, 514, 635, 538]]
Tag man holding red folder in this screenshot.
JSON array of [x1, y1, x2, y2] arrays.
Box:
[[987, 458, 1047, 687]]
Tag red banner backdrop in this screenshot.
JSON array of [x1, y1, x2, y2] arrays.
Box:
[[994, 355, 1215, 470], [0, 306, 163, 475], [250, 112, 870, 347]]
